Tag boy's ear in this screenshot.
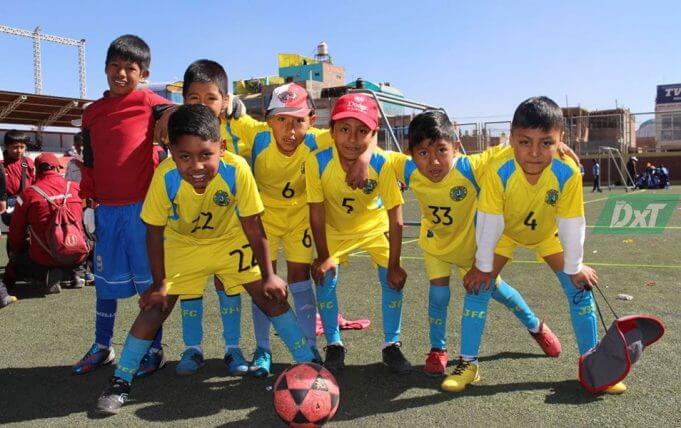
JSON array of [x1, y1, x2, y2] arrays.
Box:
[[140, 69, 150, 83], [309, 113, 317, 127], [219, 139, 226, 153]]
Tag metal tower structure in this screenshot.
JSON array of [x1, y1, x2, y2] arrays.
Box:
[[0, 25, 87, 98]]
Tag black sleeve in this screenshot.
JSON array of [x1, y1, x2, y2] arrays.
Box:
[[0, 164, 7, 201], [82, 128, 94, 168], [152, 104, 175, 121]]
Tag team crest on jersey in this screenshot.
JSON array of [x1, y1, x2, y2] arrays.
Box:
[[363, 179, 377, 194], [213, 190, 231, 207], [545, 189, 559, 206], [450, 186, 467, 201]]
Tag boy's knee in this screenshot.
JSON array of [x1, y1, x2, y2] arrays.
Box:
[[253, 299, 288, 318]]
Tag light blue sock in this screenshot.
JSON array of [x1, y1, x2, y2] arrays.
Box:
[[95, 298, 117, 348], [180, 298, 203, 348], [556, 271, 598, 355], [114, 335, 152, 382], [217, 291, 241, 348], [428, 285, 450, 350], [290, 280, 317, 347], [316, 270, 341, 345], [150, 328, 163, 352], [271, 309, 314, 363], [252, 300, 272, 350], [378, 266, 403, 344], [460, 285, 494, 359], [492, 279, 540, 331]]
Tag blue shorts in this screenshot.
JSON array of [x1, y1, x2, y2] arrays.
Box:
[[93, 203, 152, 299]]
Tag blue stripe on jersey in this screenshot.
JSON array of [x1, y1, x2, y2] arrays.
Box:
[[403, 159, 417, 188], [224, 122, 240, 154], [251, 132, 271, 171], [497, 159, 516, 190], [369, 152, 386, 175], [456, 156, 480, 195], [164, 168, 182, 220], [316, 147, 333, 177], [376, 196, 384, 209], [303, 134, 318, 152], [551, 158, 574, 192], [218, 161, 237, 196]]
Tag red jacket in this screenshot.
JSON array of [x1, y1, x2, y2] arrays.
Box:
[[9, 171, 84, 267], [2, 155, 36, 197]]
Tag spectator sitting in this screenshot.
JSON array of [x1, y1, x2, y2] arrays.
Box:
[[65, 133, 84, 183], [1, 130, 36, 226], [7, 153, 88, 294], [659, 164, 670, 188]]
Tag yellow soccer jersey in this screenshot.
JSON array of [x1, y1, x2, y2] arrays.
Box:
[[478, 150, 584, 246], [306, 146, 403, 240], [141, 152, 264, 244], [392, 151, 495, 263], [220, 114, 262, 159]]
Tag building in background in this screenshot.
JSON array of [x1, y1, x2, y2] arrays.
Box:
[[655, 83, 681, 150]]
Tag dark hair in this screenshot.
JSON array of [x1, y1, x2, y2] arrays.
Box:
[[4, 130, 30, 147], [168, 104, 220, 145], [183, 59, 229, 97], [511, 96, 564, 132], [106, 35, 151, 72], [407, 110, 459, 152]]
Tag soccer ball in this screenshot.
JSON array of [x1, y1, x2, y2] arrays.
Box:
[[273, 362, 340, 427]]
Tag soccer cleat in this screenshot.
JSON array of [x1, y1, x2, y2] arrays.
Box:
[[441, 358, 480, 392], [249, 346, 272, 378], [72, 344, 115, 375], [311, 347, 323, 365], [44, 269, 62, 294], [224, 348, 249, 376], [382, 342, 412, 375], [530, 321, 562, 358], [85, 272, 95, 286], [424, 348, 449, 377], [96, 376, 130, 415], [323, 344, 346, 374], [135, 348, 166, 378], [604, 381, 627, 395], [70, 277, 86, 289], [0, 295, 17, 309], [175, 348, 205, 376]]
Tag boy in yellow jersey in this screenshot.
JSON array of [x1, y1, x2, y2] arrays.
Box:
[[463, 96, 625, 395], [306, 93, 410, 374], [229, 83, 373, 377], [173, 60, 251, 376], [390, 111, 561, 381], [94, 105, 316, 415]]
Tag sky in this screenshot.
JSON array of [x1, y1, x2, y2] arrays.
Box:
[[1, 0, 680, 122]]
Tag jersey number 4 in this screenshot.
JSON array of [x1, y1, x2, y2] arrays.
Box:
[[524, 211, 538, 230]]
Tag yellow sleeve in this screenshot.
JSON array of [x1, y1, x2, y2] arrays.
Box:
[[305, 152, 325, 203], [234, 157, 265, 217], [378, 159, 404, 210], [310, 127, 333, 150], [227, 114, 265, 157], [140, 168, 171, 226], [388, 151, 409, 183], [468, 144, 510, 182], [477, 165, 505, 215], [556, 172, 584, 218]]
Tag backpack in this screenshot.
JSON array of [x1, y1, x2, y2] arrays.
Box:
[[28, 181, 89, 265]]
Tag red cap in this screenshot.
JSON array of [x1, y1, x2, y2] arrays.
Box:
[[331, 94, 380, 130], [35, 153, 62, 171], [267, 83, 315, 118]]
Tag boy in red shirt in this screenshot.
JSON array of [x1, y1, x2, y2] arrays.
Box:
[[72, 35, 173, 377]]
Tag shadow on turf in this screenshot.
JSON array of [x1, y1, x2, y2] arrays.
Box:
[[0, 359, 602, 425]]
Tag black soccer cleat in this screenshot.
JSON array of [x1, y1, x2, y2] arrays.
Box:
[[323, 344, 346, 374], [382, 342, 412, 375], [95, 376, 131, 415]]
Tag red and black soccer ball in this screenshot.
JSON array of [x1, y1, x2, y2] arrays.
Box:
[[273, 362, 340, 427]]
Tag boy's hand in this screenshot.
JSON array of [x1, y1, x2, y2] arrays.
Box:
[[387, 265, 407, 291], [139, 281, 170, 312], [0, 200, 6, 214], [312, 257, 337, 285], [346, 161, 369, 190], [153, 105, 178, 144], [557, 142, 580, 165], [83, 207, 96, 238], [463, 265, 495, 295], [569, 265, 598, 289], [262, 274, 288, 303], [225, 94, 247, 120]]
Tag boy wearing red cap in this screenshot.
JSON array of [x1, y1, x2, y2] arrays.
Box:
[[8, 153, 87, 294], [305, 93, 410, 374]]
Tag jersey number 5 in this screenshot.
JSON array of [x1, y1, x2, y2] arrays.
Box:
[[524, 211, 538, 230], [342, 197, 355, 214]]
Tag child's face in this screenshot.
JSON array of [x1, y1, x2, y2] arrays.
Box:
[[5, 142, 26, 160], [184, 82, 227, 118], [267, 114, 317, 156], [410, 138, 459, 183], [510, 127, 562, 177], [169, 135, 225, 194], [331, 118, 374, 163], [105, 58, 148, 97]]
